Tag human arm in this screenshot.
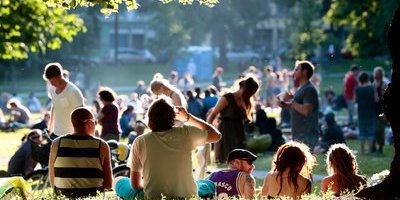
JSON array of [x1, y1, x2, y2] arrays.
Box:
[[281, 87, 316, 116], [48, 106, 54, 134], [130, 171, 143, 191], [49, 138, 60, 188], [129, 137, 144, 191], [240, 173, 256, 199], [289, 102, 314, 116], [100, 142, 113, 189], [176, 106, 221, 143], [97, 111, 104, 125], [206, 96, 228, 125], [260, 174, 269, 197]]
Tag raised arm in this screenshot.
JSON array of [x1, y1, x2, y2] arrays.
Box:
[[176, 107, 221, 143]]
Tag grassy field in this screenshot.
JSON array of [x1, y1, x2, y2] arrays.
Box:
[[0, 58, 392, 96]]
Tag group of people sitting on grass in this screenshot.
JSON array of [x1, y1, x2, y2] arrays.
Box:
[[42, 97, 364, 199], [4, 62, 369, 199]]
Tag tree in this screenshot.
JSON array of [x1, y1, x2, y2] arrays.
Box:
[[43, 0, 218, 15], [324, 0, 399, 57], [0, 0, 218, 61], [139, 0, 266, 66], [274, 0, 326, 60], [0, 0, 85, 60], [356, 5, 400, 199]]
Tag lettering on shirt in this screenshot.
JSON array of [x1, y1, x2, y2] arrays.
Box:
[[216, 182, 233, 191]]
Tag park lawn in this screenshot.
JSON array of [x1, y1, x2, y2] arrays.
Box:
[[1, 130, 394, 176]]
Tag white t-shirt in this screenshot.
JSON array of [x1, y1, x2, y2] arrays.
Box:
[[50, 81, 84, 136], [128, 125, 208, 199]]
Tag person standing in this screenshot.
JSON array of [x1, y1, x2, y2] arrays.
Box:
[[279, 60, 319, 149], [207, 76, 259, 163], [49, 107, 113, 198], [97, 87, 121, 141], [373, 66, 388, 154], [43, 63, 84, 138], [355, 71, 378, 154], [343, 64, 360, 126]]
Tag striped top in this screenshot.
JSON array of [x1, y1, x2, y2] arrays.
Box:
[[54, 134, 104, 198]]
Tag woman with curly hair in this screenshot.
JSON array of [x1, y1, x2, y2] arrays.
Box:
[[321, 143, 366, 196], [261, 141, 316, 200]]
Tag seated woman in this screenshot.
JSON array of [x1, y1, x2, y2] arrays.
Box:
[[261, 141, 316, 200], [321, 144, 366, 196]]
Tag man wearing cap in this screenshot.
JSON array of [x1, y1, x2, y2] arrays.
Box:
[[207, 149, 257, 199]]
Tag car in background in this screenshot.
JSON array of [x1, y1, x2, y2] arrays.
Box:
[[106, 48, 157, 64], [214, 48, 261, 62]]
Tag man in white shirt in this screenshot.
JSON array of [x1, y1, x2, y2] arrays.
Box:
[[43, 62, 84, 138]]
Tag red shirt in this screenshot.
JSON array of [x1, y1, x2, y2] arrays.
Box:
[[343, 72, 358, 100]]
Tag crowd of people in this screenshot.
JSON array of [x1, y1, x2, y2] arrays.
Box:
[[0, 60, 390, 199]]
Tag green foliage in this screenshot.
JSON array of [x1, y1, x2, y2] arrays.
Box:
[[324, 0, 399, 57], [43, 0, 218, 15], [279, 0, 326, 60], [0, 0, 85, 60]]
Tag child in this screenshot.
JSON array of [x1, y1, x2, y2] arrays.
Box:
[[261, 141, 316, 200], [321, 144, 366, 196]]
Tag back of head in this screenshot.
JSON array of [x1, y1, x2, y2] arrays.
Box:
[[98, 87, 116, 102], [350, 64, 360, 72], [186, 90, 195, 100], [273, 142, 307, 173], [43, 62, 63, 80], [326, 143, 361, 192], [147, 97, 175, 132], [272, 142, 314, 193], [150, 77, 168, 94], [296, 60, 314, 79], [358, 71, 370, 84], [71, 107, 94, 131], [324, 112, 336, 126], [239, 76, 259, 97]]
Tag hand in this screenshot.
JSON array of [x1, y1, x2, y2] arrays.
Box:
[[175, 106, 190, 122], [278, 100, 293, 109]]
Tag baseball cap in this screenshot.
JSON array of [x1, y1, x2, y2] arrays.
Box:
[[227, 149, 257, 163], [196, 179, 215, 199]]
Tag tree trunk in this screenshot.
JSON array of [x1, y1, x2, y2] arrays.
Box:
[[356, 6, 400, 200]]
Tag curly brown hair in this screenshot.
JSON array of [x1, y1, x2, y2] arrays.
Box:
[[271, 141, 316, 195], [147, 97, 175, 132]]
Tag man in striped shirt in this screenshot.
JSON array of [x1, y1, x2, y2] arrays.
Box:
[[49, 107, 113, 198]]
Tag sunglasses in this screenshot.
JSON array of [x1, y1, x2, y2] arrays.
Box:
[[84, 118, 98, 125], [240, 159, 254, 165]]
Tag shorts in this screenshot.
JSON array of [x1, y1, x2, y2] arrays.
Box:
[[358, 124, 376, 141], [115, 177, 144, 199]]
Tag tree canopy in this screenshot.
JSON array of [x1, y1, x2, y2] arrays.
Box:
[[324, 0, 399, 57], [0, 0, 85, 60], [0, 0, 218, 60]]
